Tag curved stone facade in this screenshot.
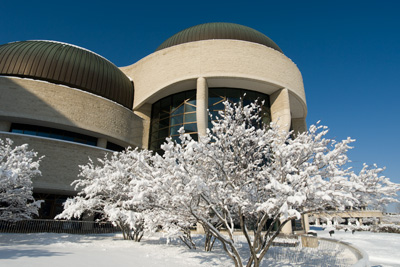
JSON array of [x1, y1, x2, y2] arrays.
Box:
[[0, 76, 144, 148], [121, 39, 306, 134], [0, 133, 108, 194]]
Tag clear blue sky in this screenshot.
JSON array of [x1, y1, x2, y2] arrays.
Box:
[[1, 1, 399, 195]]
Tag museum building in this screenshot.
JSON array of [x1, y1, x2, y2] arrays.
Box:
[[0, 23, 307, 220]]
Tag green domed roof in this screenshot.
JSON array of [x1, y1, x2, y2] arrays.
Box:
[[156, 22, 283, 53], [0, 40, 134, 109]]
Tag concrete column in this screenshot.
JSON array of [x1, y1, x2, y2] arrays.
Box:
[[280, 219, 293, 234], [134, 103, 152, 149], [97, 138, 107, 148], [291, 117, 307, 136], [270, 88, 291, 133], [0, 121, 11, 132], [303, 214, 310, 233], [196, 77, 208, 137]]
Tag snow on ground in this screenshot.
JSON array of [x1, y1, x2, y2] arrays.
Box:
[[0, 229, 399, 267], [315, 227, 400, 267], [0, 233, 232, 267]]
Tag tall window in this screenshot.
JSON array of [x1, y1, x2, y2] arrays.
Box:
[[208, 88, 271, 128], [149, 88, 270, 154], [149, 90, 197, 154]]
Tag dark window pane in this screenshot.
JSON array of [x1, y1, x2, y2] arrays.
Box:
[[185, 103, 196, 112], [190, 134, 198, 141], [24, 130, 36, 136], [9, 123, 97, 147], [210, 88, 225, 97], [171, 104, 184, 115], [227, 89, 241, 102], [152, 101, 160, 119], [209, 96, 222, 106], [150, 122, 159, 133], [37, 132, 51, 137], [158, 128, 169, 139], [211, 101, 225, 111], [170, 115, 183, 126], [184, 113, 196, 123], [184, 123, 197, 133], [64, 136, 74, 141], [170, 125, 181, 136], [160, 110, 170, 119], [172, 93, 186, 111], [159, 118, 169, 129], [160, 97, 171, 111]]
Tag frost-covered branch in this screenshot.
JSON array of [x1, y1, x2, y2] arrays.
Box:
[[0, 138, 42, 221]]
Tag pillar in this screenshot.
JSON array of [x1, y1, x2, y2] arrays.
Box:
[[303, 214, 310, 232], [135, 103, 152, 149], [270, 88, 291, 133], [196, 77, 208, 137], [280, 220, 292, 234], [97, 138, 107, 148]]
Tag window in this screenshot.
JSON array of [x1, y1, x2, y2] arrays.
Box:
[[10, 123, 97, 146], [149, 90, 197, 154], [149, 88, 271, 154]]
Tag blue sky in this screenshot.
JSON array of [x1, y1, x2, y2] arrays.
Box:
[[1, 1, 399, 200]]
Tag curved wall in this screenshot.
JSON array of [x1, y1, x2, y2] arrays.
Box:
[[0, 132, 108, 194], [0, 76, 145, 148], [121, 39, 306, 119]]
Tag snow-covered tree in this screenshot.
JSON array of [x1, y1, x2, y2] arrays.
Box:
[[56, 148, 157, 241], [350, 163, 399, 211], [57, 99, 399, 266], [155, 100, 400, 267], [0, 138, 42, 221]]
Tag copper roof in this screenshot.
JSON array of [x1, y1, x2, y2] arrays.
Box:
[[156, 22, 283, 53], [0, 40, 134, 109]]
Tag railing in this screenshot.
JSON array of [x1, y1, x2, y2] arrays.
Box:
[[298, 235, 369, 267], [0, 219, 120, 234]]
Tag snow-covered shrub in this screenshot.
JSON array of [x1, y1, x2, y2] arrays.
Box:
[[362, 217, 379, 225], [56, 148, 157, 241], [0, 138, 42, 221], [335, 225, 371, 232], [371, 224, 400, 234]]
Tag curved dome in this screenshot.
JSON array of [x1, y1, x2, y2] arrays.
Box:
[[156, 22, 283, 53], [0, 40, 134, 109]]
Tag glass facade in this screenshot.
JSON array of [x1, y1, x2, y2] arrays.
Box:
[[208, 88, 271, 128], [149, 90, 197, 153], [149, 88, 270, 154]]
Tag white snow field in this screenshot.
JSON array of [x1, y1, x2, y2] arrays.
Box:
[[0, 228, 399, 267], [318, 228, 400, 267]]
